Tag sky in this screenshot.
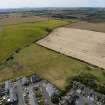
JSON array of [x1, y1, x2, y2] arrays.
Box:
[[0, 0, 105, 9]]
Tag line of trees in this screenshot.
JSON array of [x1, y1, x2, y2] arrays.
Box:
[[66, 72, 105, 95]]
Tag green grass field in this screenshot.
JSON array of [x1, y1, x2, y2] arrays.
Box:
[[0, 44, 105, 90], [0, 19, 68, 63], [15, 44, 105, 89]]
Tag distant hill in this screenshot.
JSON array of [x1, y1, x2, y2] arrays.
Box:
[[0, 7, 105, 22]]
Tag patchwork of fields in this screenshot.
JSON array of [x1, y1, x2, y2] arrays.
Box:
[[0, 17, 105, 90], [37, 27, 105, 69]]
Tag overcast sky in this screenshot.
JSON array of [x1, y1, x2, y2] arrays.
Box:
[[0, 0, 105, 9]]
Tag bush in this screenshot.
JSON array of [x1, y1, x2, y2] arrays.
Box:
[[45, 28, 52, 33], [51, 93, 60, 104], [96, 83, 105, 94], [73, 73, 98, 89], [70, 73, 105, 94]]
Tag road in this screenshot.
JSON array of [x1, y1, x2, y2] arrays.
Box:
[[41, 82, 55, 105], [16, 80, 25, 105], [29, 86, 38, 105]]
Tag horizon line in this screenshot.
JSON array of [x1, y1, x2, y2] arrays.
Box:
[[0, 6, 105, 10]]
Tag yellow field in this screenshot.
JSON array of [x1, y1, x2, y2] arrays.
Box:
[[37, 27, 105, 69]]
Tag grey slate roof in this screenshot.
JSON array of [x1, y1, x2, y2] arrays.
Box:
[[9, 86, 17, 103], [21, 77, 29, 86], [5, 80, 12, 93], [30, 75, 41, 83]]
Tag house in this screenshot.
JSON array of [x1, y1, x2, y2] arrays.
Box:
[[30, 75, 41, 83], [9, 86, 18, 104], [72, 81, 105, 104], [5, 80, 12, 93], [0, 87, 5, 97], [45, 83, 59, 97], [60, 94, 79, 105], [22, 77, 29, 86]]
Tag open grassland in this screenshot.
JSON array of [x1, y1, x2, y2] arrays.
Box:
[[0, 19, 69, 63], [0, 44, 105, 90], [38, 27, 105, 69]]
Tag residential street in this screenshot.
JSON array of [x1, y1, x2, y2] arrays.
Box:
[[41, 83, 55, 105], [29, 86, 38, 105], [17, 80, 25, 105]]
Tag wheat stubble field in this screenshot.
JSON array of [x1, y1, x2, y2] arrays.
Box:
[[37, 27, 105, 69]]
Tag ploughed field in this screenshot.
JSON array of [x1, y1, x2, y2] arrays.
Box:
[[67, 21, 105, 33], [37, 27, 105, 69]]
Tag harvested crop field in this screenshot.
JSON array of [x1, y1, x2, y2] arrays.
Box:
[[37, 27, 105, 69], [67, 21, 105, 33]]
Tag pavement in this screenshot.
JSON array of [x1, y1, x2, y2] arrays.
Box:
[[16, 80, 25, 105]]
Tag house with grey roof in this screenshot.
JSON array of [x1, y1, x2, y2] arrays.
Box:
[[9, 86, 18, 104], [45, 83, 59, 97], [30, 75, 41, 83], [5, 80, 12, 93], [22, 77, 29, 86]]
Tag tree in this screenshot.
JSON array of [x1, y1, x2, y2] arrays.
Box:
[[84, 103, 89, 105], [45, 28, 52, 33], [51, 93, 60, 104], [73, 73, 98, 89]]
